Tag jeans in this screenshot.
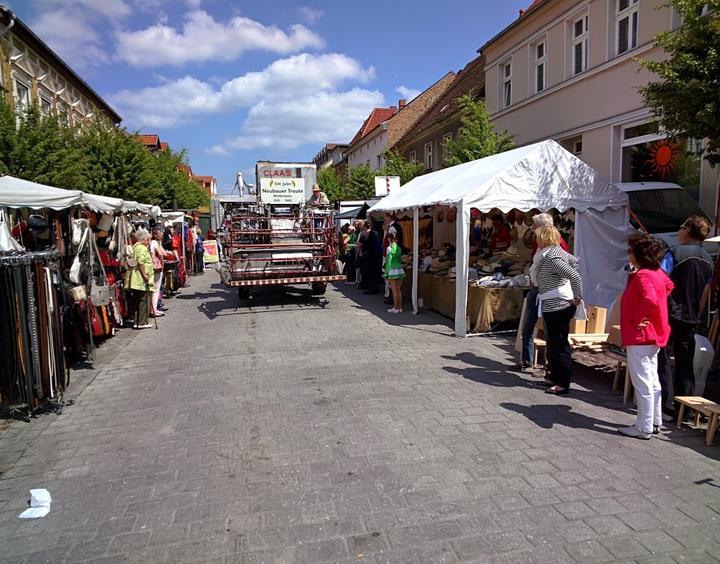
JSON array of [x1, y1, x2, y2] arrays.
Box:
[[543, 305, 576, 389], [627, 344, 662, 433], [657, 344, 674, 409], [521, 287, 539, 366]]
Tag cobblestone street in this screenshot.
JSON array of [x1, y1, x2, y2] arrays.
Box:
[[1, 272, 720, 563]]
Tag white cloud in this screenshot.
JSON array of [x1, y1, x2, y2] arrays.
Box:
[[115, 10, 325, 67], [110, 53, 375, 128], [30, 8, 111, 70], [396, 85, 421, 101], [32, 0, 131, 20], [215, 88, 384, 152], [186, 0, 203, 7], [297, 6, 325, 24]]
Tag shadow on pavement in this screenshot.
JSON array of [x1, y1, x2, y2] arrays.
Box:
[[500, 402, 621, 436], [196, 284, 328, 320]]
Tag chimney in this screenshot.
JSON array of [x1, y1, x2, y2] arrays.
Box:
[[398, 99, 407, 109]]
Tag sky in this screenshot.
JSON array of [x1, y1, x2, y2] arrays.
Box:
[[11, 0, 531, 194]]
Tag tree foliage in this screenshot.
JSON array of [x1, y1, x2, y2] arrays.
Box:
[[381, 149, 424, 184], [345, 164, 375, 199], [444, 94, 514, 167], [638, 0, 720, 166], [317, 166, 344, 202], [0, 98, 208, 208]]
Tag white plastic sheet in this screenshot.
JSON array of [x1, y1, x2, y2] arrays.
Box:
[[18, 489, 52, 519]]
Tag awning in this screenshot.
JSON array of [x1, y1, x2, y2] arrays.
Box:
[[0, 176, 85, 210]]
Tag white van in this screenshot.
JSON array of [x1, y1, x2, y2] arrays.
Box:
[[617, 182, 714, 249]]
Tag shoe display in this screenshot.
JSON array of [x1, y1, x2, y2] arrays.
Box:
[[618, 426, 651, 440]]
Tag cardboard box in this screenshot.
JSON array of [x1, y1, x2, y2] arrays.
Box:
[[607, 324, 622, 347], [587, 305, 608, 334], [570, 319, 587, 334]]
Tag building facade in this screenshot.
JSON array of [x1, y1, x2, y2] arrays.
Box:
[[0, 6, 120, 125], [313, 143, 349, 169], [345, 72, 457, 172], [481, 0, 718, 214], [395, 55, 486, 173]]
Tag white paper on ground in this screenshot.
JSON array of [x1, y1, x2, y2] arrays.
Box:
[[18, 489, 52, 519], [18, 506, 50, 519], [30, 489, 52, 508]]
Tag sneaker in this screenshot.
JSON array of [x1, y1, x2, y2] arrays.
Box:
[[618, 426, 651, 440], [150, 312, 165, 317]]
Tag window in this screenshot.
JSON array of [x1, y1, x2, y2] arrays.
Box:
[[616, 0, 639, 55], [40, 96, 52, 117], [572, 15, 588, 75], [408, 150, 416, 163], [443, 132, 452, 162], [424, 142, 433, 170], [573, 139, 583, 156], [534, 41, 547, 93], [501, 61, 512, 108], [377, 154, 382, 170], [13, 78, 30, 116]]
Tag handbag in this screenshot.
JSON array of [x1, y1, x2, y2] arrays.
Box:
[[88, 234, 111, 306], [151, 246, 163, 272], [72, 218, 89, 247], [69, 227, 89, 284]]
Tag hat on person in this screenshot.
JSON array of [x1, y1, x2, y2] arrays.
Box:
[[312, 184, 321, 192]]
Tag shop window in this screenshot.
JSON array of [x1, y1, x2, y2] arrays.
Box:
[[501, 61, 512, 108], [443, 132, 452, 162], [621, 134, 702, 201], [616, 0, 639, 56], [424, 142, 433, 170], [571, 15, 589, 76], [534, 41, 547, 93]]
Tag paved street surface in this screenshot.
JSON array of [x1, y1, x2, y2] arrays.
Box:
[[1, 272, 720, 564]]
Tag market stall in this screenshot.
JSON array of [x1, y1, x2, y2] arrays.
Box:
[[370, 140, 630, 336], [0, 175, 158, 412]]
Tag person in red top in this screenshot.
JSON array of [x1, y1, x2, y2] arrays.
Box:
[[618, 233, 674, 440], [488, 215, 512, 254]]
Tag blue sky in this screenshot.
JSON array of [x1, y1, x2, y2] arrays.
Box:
[[13, 0, 530, 194]]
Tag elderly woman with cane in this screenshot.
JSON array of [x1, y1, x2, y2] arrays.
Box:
[[125, 228, 155, 329]]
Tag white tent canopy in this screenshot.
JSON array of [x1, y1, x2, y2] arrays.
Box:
[[0, 176, 85, 210], [369, 140, 630, 336], [0, 175, 159, 217]]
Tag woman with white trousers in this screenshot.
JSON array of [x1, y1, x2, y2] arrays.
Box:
[[619, 233, 674, 439]]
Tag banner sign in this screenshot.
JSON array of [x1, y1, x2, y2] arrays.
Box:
[[259, 178, 305, 205], [203, 240, 219, 263]]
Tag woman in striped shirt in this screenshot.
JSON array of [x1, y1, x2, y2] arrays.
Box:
[[535, 226, 583, 395]]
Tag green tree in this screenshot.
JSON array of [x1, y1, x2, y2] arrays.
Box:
[[346, 164, 375, 199], [317, 166, 344, 201], [444, 94, 514, 167], [381, 149, 424, 184], [638, 0, 720, 165]]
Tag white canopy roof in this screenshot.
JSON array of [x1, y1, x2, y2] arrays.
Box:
[[0, 176, 85, 210], [0, 175, 159, 217], [369, 140, 628, 213]]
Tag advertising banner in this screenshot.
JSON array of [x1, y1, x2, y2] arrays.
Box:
[[259, 178, 306, 205], [203, 240, 219, 264]]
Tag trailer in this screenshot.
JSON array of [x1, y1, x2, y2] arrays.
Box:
[[219, 161, 344, 299]]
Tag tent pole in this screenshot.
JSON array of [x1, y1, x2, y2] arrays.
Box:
[[454, 202, 469, 337], [412, 207, 419, 314]]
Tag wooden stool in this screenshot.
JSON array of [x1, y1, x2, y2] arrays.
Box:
[[533, 338, 546, 369], [604, 349, 633, 404], [675, 396, 720, 446], [706, 405, 720, 446]]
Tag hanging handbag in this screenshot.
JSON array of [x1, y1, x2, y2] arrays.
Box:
[[88, 234, 111, 306], [72, 218, 88, 247], [69, 227, 89, 284], [151, 244, 163, 272]]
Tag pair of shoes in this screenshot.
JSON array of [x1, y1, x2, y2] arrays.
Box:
[[545, 386, 569, 395], [618, 425, 651, 440], [134, 323, 152, 329]]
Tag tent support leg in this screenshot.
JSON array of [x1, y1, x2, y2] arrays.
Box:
[[412, 207, 419, 314]]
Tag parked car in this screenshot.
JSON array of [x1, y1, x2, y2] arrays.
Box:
[[617, 182, 715, 250]]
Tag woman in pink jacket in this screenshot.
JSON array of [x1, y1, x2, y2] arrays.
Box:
[[619, 233, 674, 439]]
